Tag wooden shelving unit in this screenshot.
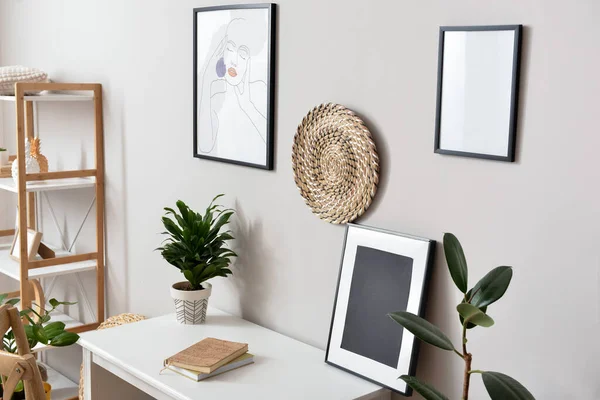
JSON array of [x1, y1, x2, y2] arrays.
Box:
[[0, 82, 105, 336]]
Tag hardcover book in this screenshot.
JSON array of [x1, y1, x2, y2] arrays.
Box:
[[164, 337, 248, 374], [168, 353, 254, 381]]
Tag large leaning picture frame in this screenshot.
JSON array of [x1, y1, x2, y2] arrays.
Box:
[[434, 25, 523, 162], [193, 3, 276, 170], [325, 224, 435, 395]]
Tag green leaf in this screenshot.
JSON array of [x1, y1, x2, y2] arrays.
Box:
[[0, 293, 7, 304], [399, 375, 449, 400], [470, 266, 513, 308], [33, 324, 48, 345], [388, 311, 455, 351], [5, 298, 20, 306], [482, 371, 535, 400], [14, 380, 24, 392], [183, 269, 194, 284], [51, 299, 77, 307], [44, 321, 66, 340], [459, 293, 487, 329], [49, 331, 80, 347], [456, 303, 494, 328], [21, 313, 35, 325], [443, 233, 468, 293]]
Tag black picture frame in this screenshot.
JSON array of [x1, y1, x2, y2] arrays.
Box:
[[193, 3, 276, 170], [325, 223, 436, 396], [434, 25, 523, 162]]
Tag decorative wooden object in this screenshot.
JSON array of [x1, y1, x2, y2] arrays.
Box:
[[37, 242, 56, 259], [292, 103, 380, 224], [9, 228, 42, 261], [0, 304, 46, 400], [5, 82, 106, 334]]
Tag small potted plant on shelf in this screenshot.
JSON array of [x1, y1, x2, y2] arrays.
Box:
[[0, 148, 7, 167], [157, 195, 237, 325], [0, 294, 80, 400]]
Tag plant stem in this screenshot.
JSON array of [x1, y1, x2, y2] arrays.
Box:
[[453, 349, 465, 359], [462, 324, 472, 400]]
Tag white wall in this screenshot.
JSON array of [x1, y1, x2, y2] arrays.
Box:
[[1, 1, 599, 399]]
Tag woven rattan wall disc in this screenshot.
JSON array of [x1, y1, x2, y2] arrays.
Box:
[[292, 103, 379, 224]]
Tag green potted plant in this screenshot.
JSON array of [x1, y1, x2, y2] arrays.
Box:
[[0, 148, 7, 166], [0, 294, 79, 400], [157, 195, 237, 324], [389, 233, 535, 400]]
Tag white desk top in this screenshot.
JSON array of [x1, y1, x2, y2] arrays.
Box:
[[79, 307, 384, 400]]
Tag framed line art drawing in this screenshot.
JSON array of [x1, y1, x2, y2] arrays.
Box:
[[325, 224, 435, 395], [193, 4, 276, 170], [434, 25, 522, 162]]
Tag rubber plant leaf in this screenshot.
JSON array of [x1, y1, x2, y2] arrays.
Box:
[[388, 311, 455, 351], [459, 291, 487, 329], [456, 303, 494, 328], [482, 371, 536, 400], [470, 266, 513, 308], [399, 375, 449, 400], [443, 233, 468, 293]]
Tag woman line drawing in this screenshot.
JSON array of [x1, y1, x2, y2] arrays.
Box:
[[197, 17, 268, 165]]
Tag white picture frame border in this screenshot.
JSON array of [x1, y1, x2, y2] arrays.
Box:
[[325, 224, 435, 395]]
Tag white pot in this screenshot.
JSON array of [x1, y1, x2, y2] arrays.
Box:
[[0, 151, 7, 166], [170, 281, 212, 324]]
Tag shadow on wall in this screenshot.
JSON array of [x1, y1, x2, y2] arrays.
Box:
[[410, 240, 462, 398], [230, 200, 272, 323], [352, 110, 390, 220], [514, 26, 531, 163]]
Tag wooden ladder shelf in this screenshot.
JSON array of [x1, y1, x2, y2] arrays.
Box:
[[0, 82, 105, 334]]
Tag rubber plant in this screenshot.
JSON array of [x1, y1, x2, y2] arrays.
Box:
[[0, 294, 79, 398], [157, 195, 237, 290], [388, 233, 535, 400]]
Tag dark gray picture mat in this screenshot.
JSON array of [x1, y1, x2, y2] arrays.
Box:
[[340, 245, 413, 368]]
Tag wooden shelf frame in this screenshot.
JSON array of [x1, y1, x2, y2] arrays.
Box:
[[7, 82, 105, 333]]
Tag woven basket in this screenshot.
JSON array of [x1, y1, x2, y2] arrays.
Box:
[[78, 313, 146, 399], [292, 103, 379, 224]]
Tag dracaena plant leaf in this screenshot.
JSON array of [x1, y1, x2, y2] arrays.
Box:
[[158, 198, 237, 290], [388, 311, 456, 351], [456, 303, 494, 328], [482, 371, 536, 400], [470, 266, 513, 308], [443, 233, 468, 293], [399, 375, 449, 400]]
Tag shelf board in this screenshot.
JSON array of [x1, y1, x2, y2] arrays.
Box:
[[0, 176, 96, 193], [0, 93, 93, 102], [39, 362, 79, 400], [0, 244, 97, 280]]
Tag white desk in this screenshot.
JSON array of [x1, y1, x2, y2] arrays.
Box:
[[79, 307, 389, 400]]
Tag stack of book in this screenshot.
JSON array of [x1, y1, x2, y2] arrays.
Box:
[[164, 337, 253, 381], [0, 159, 12, 178]]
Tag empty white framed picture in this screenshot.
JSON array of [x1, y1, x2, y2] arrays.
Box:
[[434, 25, 523, 162]]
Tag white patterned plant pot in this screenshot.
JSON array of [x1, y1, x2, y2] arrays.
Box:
[[170, 281, 212, 324]]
